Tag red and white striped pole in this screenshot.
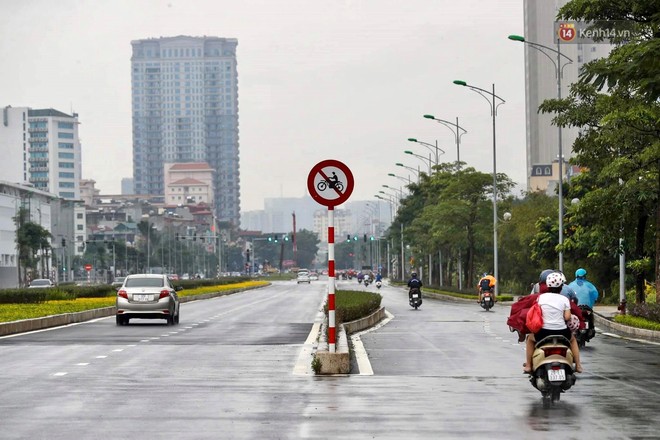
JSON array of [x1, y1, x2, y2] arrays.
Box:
[[327, 206, 336, 352]]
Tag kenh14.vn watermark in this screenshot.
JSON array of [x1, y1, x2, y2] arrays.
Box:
[[554, 21, 636, 44]]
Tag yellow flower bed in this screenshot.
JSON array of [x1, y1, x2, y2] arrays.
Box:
[[0, 281, 269, 323], [0, 297, 116, 323], [178, 280, 269, 297]]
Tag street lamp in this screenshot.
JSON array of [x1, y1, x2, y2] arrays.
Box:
[[404, 150, 432, 174], [395, 162, 419, 182], [454, 79, 505, 295], [388, 172, 410, 185], [407, 138, 445, 167], [422, 115, 467, 166], [142, 214, 151, 273], [509, 34, 573, 272]]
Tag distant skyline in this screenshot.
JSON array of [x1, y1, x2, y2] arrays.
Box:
[[1, 0, 528, 212]]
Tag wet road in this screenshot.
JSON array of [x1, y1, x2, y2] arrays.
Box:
[[0, 280, 658, 439]]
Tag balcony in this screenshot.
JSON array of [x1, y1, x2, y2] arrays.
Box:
[[29, 137, 48, 143], [29, 176, 49, 182], [29, 166, 49, 172], [28, 127, 48, 133], [29, 156, 49, 163], [28, 146, 49, 153]]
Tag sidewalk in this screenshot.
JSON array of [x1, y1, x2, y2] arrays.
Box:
[[593, 305, 660, 343]]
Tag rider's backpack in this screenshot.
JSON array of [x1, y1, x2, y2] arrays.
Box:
[[479, 278, 491, 291]]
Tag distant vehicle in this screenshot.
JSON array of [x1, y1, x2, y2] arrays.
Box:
[[115, 274, 182, 326], [28, 279, 55, 288], [309, 272, 319, 281], [297, 271, 311, 284], [181, 273, 190, 280], [111, 276, 126, 288], [167, 274, 180, 281]]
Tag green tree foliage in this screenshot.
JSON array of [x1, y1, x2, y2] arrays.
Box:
[[14, 207, 52, 286], [538, 0, 660, 302]]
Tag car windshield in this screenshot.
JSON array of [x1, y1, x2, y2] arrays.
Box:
[[124, 277, 164, 288], [31, 280, 50, 286]]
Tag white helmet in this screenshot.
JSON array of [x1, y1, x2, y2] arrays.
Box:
[[567, 314, 580, 333], [546, 272, 564, 288]]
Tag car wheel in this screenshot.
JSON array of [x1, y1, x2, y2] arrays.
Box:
[[116, 315, 123, 326], [166, 314, 175, 325], [174, 310, 180, 325]]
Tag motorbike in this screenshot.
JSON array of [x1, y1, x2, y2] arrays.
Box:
[[576, 305, 596, 348], [375, 280, 382, 289], [527, 335, 577, 408], [363, 277, 371, 287], [409, 287, 422, 310], [480, 290, 495, 311]]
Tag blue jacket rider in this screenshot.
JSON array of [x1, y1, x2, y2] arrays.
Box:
[[568, 268, 599, 308]]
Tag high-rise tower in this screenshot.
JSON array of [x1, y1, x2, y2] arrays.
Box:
[[131, 36, 240, 225]]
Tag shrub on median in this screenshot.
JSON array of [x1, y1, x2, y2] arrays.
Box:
[[326, 290, 382, 326]]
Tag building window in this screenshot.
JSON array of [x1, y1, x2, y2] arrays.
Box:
[[58, 132, 74, 139], [58, 152, 74, 159], [544, 167, 551, 175], [77, 224, 83, 230], [59, 143, 74, 149], [77, 213, 83, 219], [58, 122, 74, 129], [59, 172, 74, 178], [59, 162, 74, 168], [59, 182, 75, 188]]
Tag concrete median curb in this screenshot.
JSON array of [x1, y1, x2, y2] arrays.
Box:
[[315, 306, 386, 374], [0, 283, 270, 337], [593, 312, 660, 343]]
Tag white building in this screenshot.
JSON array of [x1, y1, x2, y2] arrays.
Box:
[[1, 106, 29, 184], [312, 208, 353, 242], [164, 162, 215, 206], [0, 181, 58, 288], [523, 0, 612, 192]]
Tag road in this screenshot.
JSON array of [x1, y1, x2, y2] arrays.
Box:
[[0, 280, 658, 439]]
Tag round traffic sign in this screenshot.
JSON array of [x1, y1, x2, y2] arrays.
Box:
[[307, 159, 354, 207], [84, 264, 92, 272]]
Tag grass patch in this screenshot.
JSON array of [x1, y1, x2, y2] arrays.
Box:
[[0, 281, 269, 323], [613, 314, 660, 332]]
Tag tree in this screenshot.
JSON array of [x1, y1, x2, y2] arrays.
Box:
[[14, 207, 52, 286], [538, 0, 660, 302]]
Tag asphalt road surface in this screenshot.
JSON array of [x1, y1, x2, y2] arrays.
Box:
[[1, 280, 658, 439]]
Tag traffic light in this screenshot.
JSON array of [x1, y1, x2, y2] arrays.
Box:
[[363, 234, 367, 242], [347, 235, 351, 242], [193, 233, 197, 241], [175, 233, 179, 241], [246, 249, 251, 262], [284, 235, 289, 241], [353, 236, 358, 241], [61, 238, 66, 247], [370, 236, 374, 241], [268, 236, 273, 242], [274, 235, 279, 243]]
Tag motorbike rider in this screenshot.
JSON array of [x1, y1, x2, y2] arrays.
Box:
[[530, 269, 554, 295], [568, 268, 599, 334], [478, 273, 497, 303], [375, 272, 383, 283], [568, 268, 599, 308], [523, 272, 583, 374], [407, 272, 422, 300]]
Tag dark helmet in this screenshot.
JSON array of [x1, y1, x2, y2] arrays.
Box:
[[411, 272, 418, 278], [575, 268, 587, 278], [539, 269, 554, 283]]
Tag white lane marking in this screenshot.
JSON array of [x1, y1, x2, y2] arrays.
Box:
[[160, 334, 170, 337], [184, 327, 193, 329], [351, 310, 395, 376], [53, 372, 68, 376], [140, 339, 150, 342], [95, 356, 107, 359], [76, 363, 89, 366], [113, 349, 123, 352], [601, 332, 660, 346], [127, 344, 137, 347]]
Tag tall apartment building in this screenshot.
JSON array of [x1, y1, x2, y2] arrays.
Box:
[[523, 0, 611, 192], [131, 36, 240, 225], [2, 106, 82, 199]]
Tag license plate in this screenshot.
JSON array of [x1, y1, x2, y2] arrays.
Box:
[[412, 294, 419, 298], [134, 294, 153, 302], [548, 369, 566, 382]]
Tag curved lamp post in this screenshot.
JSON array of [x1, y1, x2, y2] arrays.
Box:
[[509, 34, 573, 272], [453, 79, 505, 295], [407, 138, 445, 167], [422, 115, 467, 166], [388, 172, 410, 185], [404, 150, 432, 174], [395, 162, 419, 183]]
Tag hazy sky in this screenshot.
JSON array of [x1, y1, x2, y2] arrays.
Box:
[[1, 0, 527, 212]]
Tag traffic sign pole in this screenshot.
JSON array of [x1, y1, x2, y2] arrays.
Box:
[[307, 159, 354, 354], [328, 206, 336, 352]]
